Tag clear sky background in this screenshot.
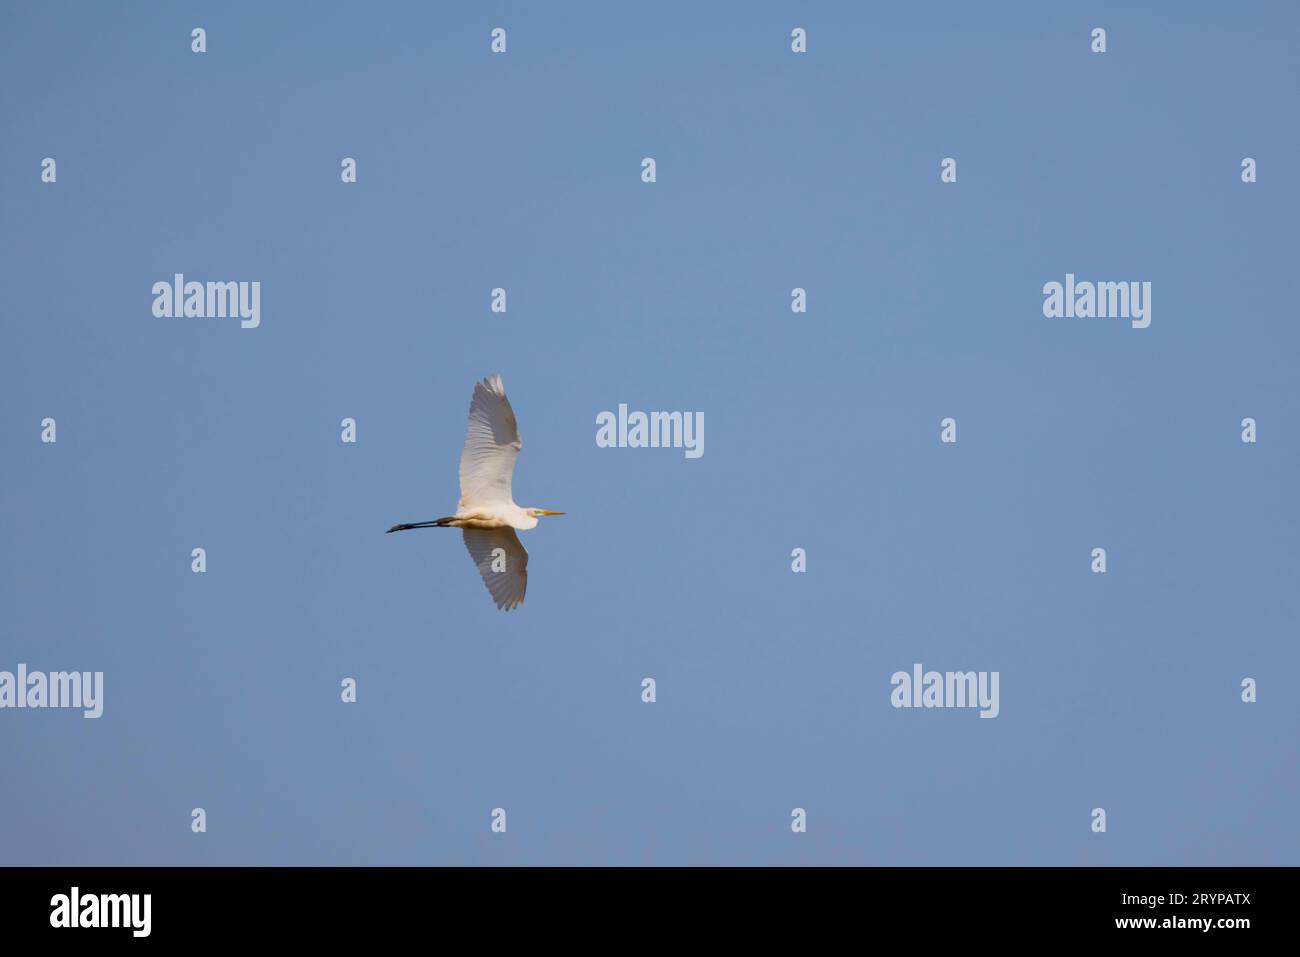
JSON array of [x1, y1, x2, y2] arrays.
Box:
[[1, 1, 1296, 865]]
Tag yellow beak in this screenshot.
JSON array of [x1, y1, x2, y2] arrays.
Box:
[[537, 510, 565, 516]]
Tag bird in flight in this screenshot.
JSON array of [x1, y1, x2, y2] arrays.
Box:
[[387, 375, 564, 610]]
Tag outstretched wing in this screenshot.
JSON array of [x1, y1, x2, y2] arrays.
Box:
[[462, 527, 529, 611], [458, 375, 521, 508]]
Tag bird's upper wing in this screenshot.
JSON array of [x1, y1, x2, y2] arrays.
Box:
[[458, 375, 521, 507], [462, 527, 528, 610]]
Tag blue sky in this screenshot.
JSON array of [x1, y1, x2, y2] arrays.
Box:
[[1, 1, 1296, 865]]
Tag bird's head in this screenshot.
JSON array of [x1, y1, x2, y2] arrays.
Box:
[[528, 508, 565, 519]]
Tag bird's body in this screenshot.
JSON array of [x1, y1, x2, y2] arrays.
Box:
[[426, 504, 541, 531], [387, 375, 563, 610]]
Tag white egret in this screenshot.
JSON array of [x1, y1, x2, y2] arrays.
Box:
[[387, 375, 563, 610]]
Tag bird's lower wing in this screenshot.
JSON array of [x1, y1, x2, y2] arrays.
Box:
[[462, 527, 529, 611]]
